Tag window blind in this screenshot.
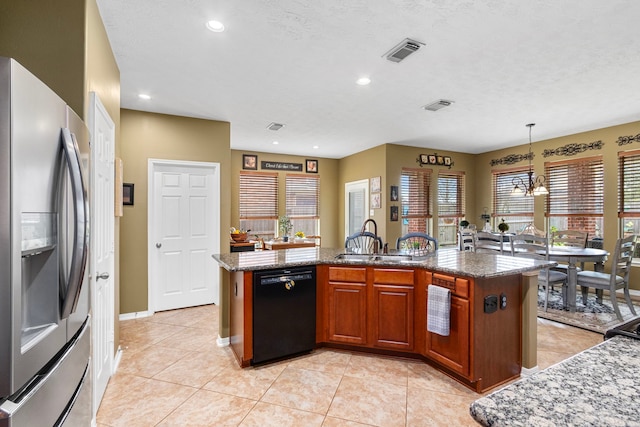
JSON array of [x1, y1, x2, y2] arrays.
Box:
[[493, 167, 534, 217], [401, 168, 432, 219], [286, 174, 319, 218], [619, 149, 640, 218], [438, 171, 465, 217], [545, 156, 603, 217], [239, 172, 278, 219]]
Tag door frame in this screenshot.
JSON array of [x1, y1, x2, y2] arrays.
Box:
[[344, 179, 370, 241], [147, 158, 220, 313]]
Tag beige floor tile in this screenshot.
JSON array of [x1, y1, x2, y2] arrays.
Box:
[[96, 374, 196, 427], [118, 345, 194, 378], [157, 389, 256, 426], [119, 320, 187, 351], [203, 362, 287, 400], [406, 387, 478, 427], [327, 376, 406, 427], [287, 348, 352, 375], [322, 417, 376, 426], [261, 366, 342, 414], [239, 401, 325, 427], [155, 325, 219, 351], [343, 353, 409, 386], [407, 361, 477, 397], [153, 349, 234, 387]]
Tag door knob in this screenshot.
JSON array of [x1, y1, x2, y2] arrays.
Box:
[[156, 243, 162, 248], [96, 272, 110, 281]]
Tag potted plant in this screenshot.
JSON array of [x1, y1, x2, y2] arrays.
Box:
[[278, 215, 292, 241], [498, 219, 509, 233]]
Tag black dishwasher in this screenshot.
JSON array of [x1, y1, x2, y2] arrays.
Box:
[[252, 266, 316, 364]]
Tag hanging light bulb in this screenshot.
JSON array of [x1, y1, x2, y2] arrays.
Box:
[[511, 123, 549, 197]]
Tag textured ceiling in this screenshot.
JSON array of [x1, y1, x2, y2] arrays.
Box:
[[96, 0, 640, 158]]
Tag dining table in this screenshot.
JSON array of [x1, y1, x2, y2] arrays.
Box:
[[545, 246, 609, 312]]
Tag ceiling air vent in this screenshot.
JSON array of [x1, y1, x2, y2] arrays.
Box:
[[383, 38, 425, 63], [266, 122, 285, 131], [422, 100, 454, 112]]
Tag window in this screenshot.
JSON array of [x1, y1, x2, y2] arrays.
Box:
[[492, 167, 534, 233], [618, 149, 640, 257], [401, 168, 432, 234], [286, 174, 320, 236], [239, 172, 278, 238], [545, 156, 604, 238], [438, 171, 464, 245]]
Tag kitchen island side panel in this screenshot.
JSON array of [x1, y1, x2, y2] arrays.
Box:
[[472, 274, 522, 391]]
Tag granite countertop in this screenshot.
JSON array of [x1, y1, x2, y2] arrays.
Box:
[[470, 336, 640, 426], [212, 247, 555, 279]]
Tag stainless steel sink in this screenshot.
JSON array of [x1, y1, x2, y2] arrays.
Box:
[[334, 253, 413, 263]]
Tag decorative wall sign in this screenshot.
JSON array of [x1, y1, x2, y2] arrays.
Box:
[[417, 153, 454, 169], [489, 152, 532, 166], [542, 140, 604, 157], [261, 161, 302, 171], [617, 134, 640, 146]]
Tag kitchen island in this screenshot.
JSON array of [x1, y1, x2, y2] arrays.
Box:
[[470, 335, 640, 426], [213, 247, 554, 392]]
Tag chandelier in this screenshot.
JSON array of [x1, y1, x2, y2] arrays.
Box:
[[511, 123, 548, 197]]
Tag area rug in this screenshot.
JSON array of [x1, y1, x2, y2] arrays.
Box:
[[536, 288, 640, 334]]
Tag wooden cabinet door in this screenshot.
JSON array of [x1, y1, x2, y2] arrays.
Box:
[[327, 281, 368, 345], [425, 295, 470, 376], [371, 283, 414, 351], [229, 270, 252, 367]]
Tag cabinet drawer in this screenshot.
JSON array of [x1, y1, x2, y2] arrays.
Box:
[[373, 268, 414, 285], [432, 273, 469, 298], [329, 266, 367, 283]]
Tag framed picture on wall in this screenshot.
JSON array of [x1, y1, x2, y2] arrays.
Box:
[[390, 185, 398, 201], [306, 159, 318, 173], [371, 176, 381, 193], [390, 206, 398, 221], [371, 193, 381, 209], [123, 183, 134, 206], [243, 154, 258, 170]]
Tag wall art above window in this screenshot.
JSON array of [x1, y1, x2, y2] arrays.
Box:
[[417, 153, 453, 169]]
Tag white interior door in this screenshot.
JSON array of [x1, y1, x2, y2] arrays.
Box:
[[345, 179, 370, 240], [88, 92, 115, 419], [149, 160, 220, 312]]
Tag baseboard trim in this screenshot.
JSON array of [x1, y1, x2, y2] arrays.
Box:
[[216, 335, 230, 347], [119, 310, 153, 321], [113, 345, 123, 374], [521, 365, 539, 376]]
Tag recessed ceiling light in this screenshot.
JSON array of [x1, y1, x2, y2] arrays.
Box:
[[272, 141, 279, 145], [356, 77, 371, 86], [206, 20, 225, 32], [313, 145, 319, 149], [138, 93, 151, 100]]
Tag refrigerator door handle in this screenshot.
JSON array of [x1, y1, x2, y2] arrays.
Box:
[[59, 128, 89, 319]]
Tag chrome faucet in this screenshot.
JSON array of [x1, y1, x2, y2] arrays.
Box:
[[360, 219, 379, 254]]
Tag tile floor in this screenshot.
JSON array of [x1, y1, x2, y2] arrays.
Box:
[[97, 305, 603, 427]]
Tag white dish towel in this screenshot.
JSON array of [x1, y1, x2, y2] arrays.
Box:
[[427, 285, 451, 336]]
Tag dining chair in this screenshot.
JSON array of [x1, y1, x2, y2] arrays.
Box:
[[345, 231, 383, 254], [576, 234, 638, 321], [458, 228, 477, 251], [510, 233, 567, 311], [396, 232, 438, 255], [551, 229, 589, 273], [475, 231, 509, 254]]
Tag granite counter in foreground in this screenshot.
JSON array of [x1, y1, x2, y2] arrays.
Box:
[[212, 247, 555, 278], [470, 336, 640, 426]]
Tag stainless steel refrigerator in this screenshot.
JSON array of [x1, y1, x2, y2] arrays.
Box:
[[0, 57, 91, 426]]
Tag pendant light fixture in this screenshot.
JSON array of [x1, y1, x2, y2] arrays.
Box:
[[511, 123, 548, 197]]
